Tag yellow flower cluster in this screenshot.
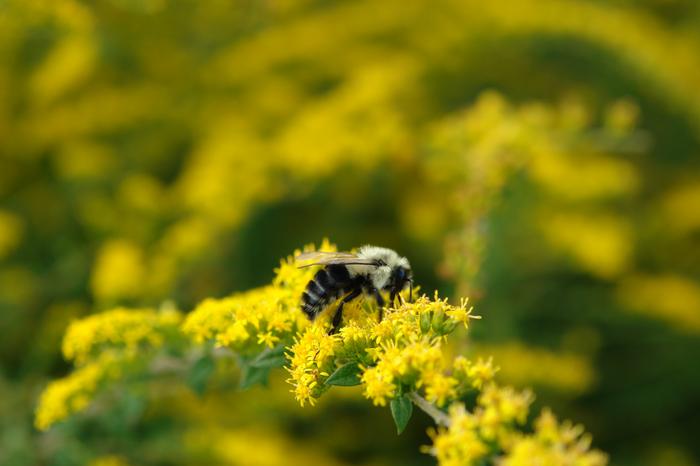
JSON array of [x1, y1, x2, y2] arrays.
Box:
[[181, 241, 335, 353], [476, 384, 533, 440], [425, 404, 488, 466], [286, 293, 482, 408], [36, 308, 182, 430], [501, 409, 608, 466], [182, 288, 302, 352], [62, 308, 182, 365], [36, 242, 328, 430], [426, 393, 606, 466], [35, 353, 116, 431], [286, 325, 338, 406], [453, 356, 499, 390]]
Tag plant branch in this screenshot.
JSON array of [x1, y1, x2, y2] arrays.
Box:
[[408, 392, 451, 427]]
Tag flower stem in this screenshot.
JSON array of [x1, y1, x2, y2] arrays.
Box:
[[408, 392, 451, 427]]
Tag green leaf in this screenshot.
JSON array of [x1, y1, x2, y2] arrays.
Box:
[[239, 365, 271, 389], [187, 354, 216, 396], [325, 362, 362, 386], [390, 394, 413, 434], [249, 345, 286, 369]]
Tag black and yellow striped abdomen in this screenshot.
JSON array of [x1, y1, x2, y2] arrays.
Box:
[[301, 264, 353, 320]]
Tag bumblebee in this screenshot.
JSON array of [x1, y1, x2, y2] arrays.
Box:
[[296, 246, 413, 333]]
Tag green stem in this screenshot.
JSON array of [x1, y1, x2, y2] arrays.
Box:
[[408, 392, 451, 427]]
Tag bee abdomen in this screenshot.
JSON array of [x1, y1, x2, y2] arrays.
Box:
[[301, 265, 351, 320]]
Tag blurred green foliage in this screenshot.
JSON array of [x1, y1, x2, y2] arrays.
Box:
[[1, 0, 699, 465]]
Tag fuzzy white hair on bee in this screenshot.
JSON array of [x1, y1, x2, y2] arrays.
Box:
[[357, 245, 410, 270], [348, 245, 410, 288], [297, 245, 413, 334]]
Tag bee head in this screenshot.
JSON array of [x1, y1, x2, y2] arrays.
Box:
[[357, 246, 413, 303], [387, 264, 413, 303]]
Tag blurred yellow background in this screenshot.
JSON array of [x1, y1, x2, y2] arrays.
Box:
[[1, 0, 699, 465]]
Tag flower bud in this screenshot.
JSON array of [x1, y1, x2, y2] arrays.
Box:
[[420, 312, 432, 333], [431, 308, 445, 331], [441, 319, 457, 334]]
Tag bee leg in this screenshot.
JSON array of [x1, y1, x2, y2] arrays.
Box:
[[374, 289, 385, 322], [330, 289, 362, 335], [330, 303, 344, 334]]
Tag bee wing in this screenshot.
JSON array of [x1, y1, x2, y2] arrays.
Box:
[[295, 251, 379, 268]]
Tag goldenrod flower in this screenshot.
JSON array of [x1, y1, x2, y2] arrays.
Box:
[[453, 355, 500, 390], [478, 383, 534, 426], [62, 308, 181, 365], [257, 332, 280, 348], [425, 404, 488, 466], [361, 367, 396, 406], [445, 297, 477, 328], [500, 409, 608, 466], [285, 324, 338, 406], [35, 353, 116, 430], [423, 372, 459, 407]]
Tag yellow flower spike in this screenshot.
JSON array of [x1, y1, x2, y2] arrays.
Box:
[[35, 353, 117, 430], [62, 308, 182, 365], [500, 408, 608, 466]]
